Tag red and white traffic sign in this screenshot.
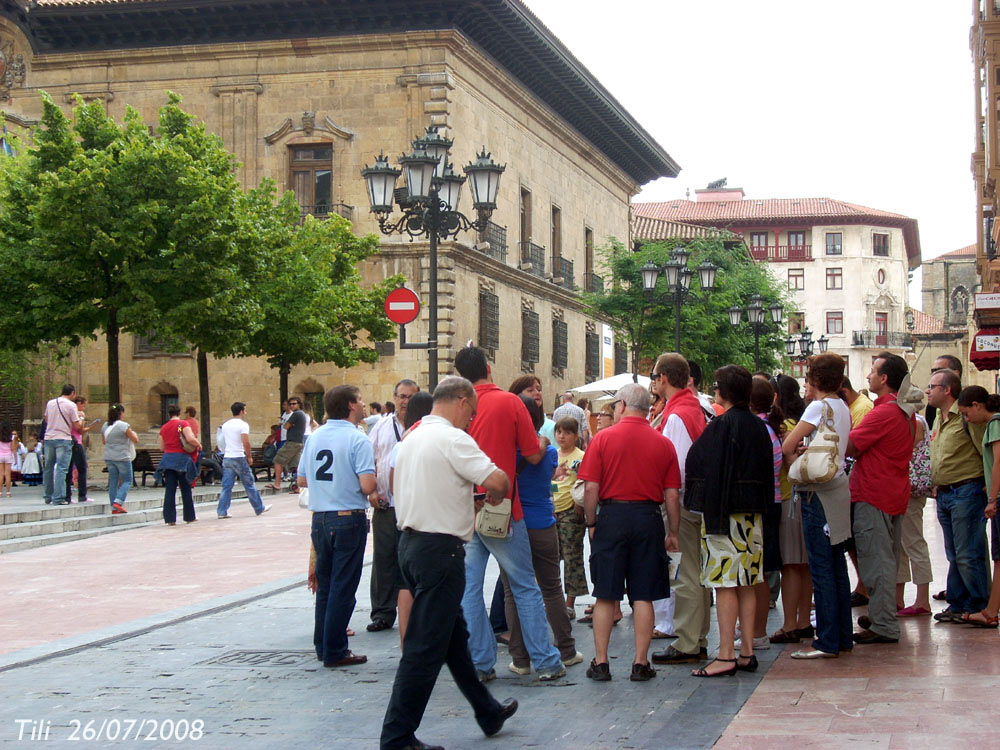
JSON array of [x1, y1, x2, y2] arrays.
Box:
[[384, 287, 421, 325]]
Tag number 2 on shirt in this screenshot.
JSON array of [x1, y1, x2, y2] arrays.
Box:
[[314, 449, 334, 481]]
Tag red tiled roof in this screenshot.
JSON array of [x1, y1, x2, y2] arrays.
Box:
[[632, 214, 738, 242], [937, 243, 976, 258], [908, 308, 948, 336], [633, 196, 921, 267]]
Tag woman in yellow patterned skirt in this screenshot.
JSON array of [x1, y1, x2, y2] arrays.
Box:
[[684, 365, 774, 677]]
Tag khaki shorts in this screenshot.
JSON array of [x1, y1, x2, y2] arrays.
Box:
[[273, 441, 303, 469]]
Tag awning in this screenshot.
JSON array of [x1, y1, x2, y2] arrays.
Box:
[[970, 328, 1000, 371]]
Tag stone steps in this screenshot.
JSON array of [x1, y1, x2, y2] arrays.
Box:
[[0, 486, 272, 554]]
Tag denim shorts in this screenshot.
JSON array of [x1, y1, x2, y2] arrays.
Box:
[[589, 501, 669, 602]]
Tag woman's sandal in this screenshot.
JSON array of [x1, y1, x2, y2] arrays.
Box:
[[691, 658, 737, 678], [963, 610, 1000, 628], [736, 654, 758, 672]]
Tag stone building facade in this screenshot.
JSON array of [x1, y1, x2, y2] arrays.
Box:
[[921, 243, 979, 327], [634, 187, 921, 381], [0, 1, 677, 442]]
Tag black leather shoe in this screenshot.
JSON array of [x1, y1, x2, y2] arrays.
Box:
[[323, 651, 368, 667], [367, 618, 393, 632], [400, 740, 444, 750], [651, 646, 703, 664], [852, 629, 898, 645], [481, 698, 517, 737]]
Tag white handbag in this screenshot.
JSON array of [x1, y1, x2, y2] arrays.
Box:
[[788, 400, 840, 485], [475, 498, 512, 538], [298, 486, 310, 509]]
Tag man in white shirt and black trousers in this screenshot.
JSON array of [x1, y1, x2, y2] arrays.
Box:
[[380, 376, 517, 750]]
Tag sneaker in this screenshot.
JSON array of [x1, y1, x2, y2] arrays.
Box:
[[585, 659, 611, 681], [218, 513, 232, 519], [934, 608, 964, 623], [629, 662, 656, 681], [111, 503, 127, 514], [477, 668, 496, 683], [508, 662, 531, 676], [256, 504, 272, 516], [735, 636, 770, 651], [562, 651, 584, 667], [537, 665, 566, 682]]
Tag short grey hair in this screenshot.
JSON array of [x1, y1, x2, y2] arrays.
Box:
[[615, 383, 651, 413], [433, 376, 475, 403], [394, 378, 419, 396]]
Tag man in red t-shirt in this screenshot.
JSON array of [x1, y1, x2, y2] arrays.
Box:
[[454, 347, 566, 682], [847, 351, 916, 645], [578, 382, 681, 682]]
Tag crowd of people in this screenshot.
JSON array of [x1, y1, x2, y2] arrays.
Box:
[[295, 345, 998, 750]]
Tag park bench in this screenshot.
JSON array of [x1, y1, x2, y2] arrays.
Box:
[[250, 448, 273, 482], [132, 449, 164, 487]]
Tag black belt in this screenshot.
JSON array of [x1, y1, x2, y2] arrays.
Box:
[[599, 499, 660, 506], [402, 528, 463, 543], [316, 508, 366, 516], [937, 477, 984, 492]]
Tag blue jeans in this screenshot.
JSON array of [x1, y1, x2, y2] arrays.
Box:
[[802, 494, 853, 654], [312, 510, 369, 663], [106, 460, 133, 505], [461, 518, 562, 673], [936, 483, 990, 613], [42, 439, 73, 504], [217, 457, 265, 516]]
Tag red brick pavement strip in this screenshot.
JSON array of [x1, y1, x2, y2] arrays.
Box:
[[0, 494, 372, 655], [713, 499, 1000, 749]]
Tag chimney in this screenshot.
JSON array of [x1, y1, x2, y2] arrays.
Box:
[[694, 187, 745, 203]]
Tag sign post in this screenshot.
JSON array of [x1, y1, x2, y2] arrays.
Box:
[[384, 285, 438, 389]]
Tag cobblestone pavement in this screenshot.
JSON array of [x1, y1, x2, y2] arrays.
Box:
[[0, 508, 784, 749]]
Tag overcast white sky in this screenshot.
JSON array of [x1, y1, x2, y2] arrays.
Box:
[[523, 0, 974, 309]]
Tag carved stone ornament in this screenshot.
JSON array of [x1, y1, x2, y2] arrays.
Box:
[[264, 113, 354, 144], [0, 38, 26, 103]]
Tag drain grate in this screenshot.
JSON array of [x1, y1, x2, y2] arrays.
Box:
[[196, 650, 316, 668]]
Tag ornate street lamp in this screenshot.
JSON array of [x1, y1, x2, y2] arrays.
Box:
[[640, 245, 718, 352], [730, 295, 784, 371], [362, 131, 506, 389]]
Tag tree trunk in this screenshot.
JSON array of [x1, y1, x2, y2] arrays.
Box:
[[107, 309, 121, 404], [279, 356, 290, 404], [197, 349, 211, 451]]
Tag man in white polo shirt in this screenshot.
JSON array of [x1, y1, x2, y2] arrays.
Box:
[[380, 376, 517, 750], [216, 402, 270, 519]]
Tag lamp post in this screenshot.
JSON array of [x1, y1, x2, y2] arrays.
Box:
[[728, 293, 784, 371], [362, 126, 505, 390], [639, 246, 718, 353], [784, 327, 829, 363]]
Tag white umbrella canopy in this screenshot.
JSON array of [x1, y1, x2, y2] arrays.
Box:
[[569, 373, 651, 400]]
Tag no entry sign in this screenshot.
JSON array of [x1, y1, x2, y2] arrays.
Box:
[[384, 287, 421, 325]]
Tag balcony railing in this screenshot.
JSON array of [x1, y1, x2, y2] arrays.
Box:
[[551, 255, 574, 290], [298, 203, 352, 223], [749, 244, 813, 262], [584, 272, 604, 294], [480, 220, 508, 263], [519, 240, 546, 278], [852, 330, 912, 349]]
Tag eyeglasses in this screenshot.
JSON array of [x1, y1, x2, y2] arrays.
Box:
[[610, 399, 622, 410], [925, 383, 947, 391], [649, 370, 659, 381], [712, 382, 719, 391], [597, 411, 612, 418]]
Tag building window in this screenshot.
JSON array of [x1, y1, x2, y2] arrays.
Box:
[[788, 312, 805, 334], [585, 227, 594, 275], [826, 311, 843, 335], [550, 205, 561, 259], [877, 269, 886, 285], [788, 231, 806, 248], [479, 291, 500, 353], [585, 330, 600, 382], [614, 340, 628, 375], [304, 391, 323, 420], [873, 233, 889, 257], [788, 268, 805, 290], [519, 187, 532, 245], [552, 319, 568, 370], [790, 361, 807, 379], [825, 232, 843, 255], [159, 394, 179, 427], [826, 268, 843, 290], [875, 312, 888, 346], [521, 309, 539, 364], [750, 232, 768, 248], [134, 331, 190, 358], [289, 144, 332, 218]]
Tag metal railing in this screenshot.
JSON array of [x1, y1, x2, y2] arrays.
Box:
[[851, 330, 912, 348], [551, 255, 574, 290], [584, 272, 603, 294], [519, 240, 546, 278], [480, 220, 508, 263], [748, 244, 813, 262]]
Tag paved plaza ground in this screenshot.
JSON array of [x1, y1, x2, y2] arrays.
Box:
[[1, 480, 998, 748]]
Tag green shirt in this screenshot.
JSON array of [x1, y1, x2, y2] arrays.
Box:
[[981, 417, 1000, 499], [930, 401, 986, 486]]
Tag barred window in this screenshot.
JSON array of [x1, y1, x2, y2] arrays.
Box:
[[479, 291, 500, 352], [585, 331, 600, 382], [614, 340, 628, 375], [521, 310, 539, 364], [552, 319, 568, 370]]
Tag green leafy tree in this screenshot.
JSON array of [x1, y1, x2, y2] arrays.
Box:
[[582, 237, 790, 379]]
